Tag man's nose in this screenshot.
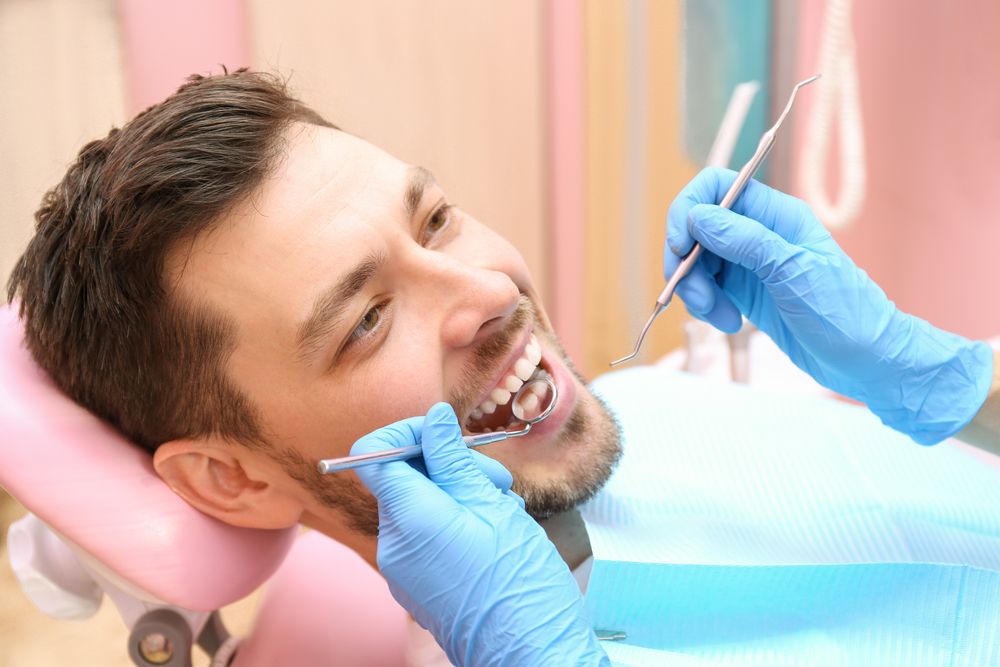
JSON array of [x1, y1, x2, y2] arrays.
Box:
[[419, 256, 520, 349]]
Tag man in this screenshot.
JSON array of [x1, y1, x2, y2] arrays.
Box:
[[7, 70, 618, 663], [11, 70, 1000, 665]]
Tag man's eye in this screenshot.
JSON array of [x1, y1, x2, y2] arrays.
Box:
[[420, 205, 453, 244], [346, 303, 385, 348]]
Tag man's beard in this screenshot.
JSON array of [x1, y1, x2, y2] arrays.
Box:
[[270, 446, 380, 536], [512, 388, 622, 520], [278, 295, 623, 535]]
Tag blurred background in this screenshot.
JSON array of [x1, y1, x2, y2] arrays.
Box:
[[1, 0, 999, 664]]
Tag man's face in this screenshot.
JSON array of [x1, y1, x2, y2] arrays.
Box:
[[167, 123, 621, 537]]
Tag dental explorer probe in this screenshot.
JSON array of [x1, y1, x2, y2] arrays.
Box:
[[610, 74, 821, 367], [317, 374, 559, 473]]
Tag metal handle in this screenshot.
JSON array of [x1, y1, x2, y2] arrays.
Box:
[[655, 133, 775, 307], [317, 426, 527, 474], [318, 444, 423, 473]]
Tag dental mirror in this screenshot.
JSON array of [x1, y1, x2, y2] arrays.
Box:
[[317, 372, 559, 474], [510, 374, 558, 424]]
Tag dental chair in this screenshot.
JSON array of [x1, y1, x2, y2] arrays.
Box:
[[0, 304, 409, 666]]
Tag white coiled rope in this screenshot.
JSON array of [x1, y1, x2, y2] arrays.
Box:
[[799, 0, 867, 229]]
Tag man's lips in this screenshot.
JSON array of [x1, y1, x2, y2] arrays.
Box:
[[466, 338, 577, 452], [513, 343, 576, 440], [460, 325, 534, 425]]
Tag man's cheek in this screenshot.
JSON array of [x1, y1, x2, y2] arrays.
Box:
[[347, 380, 442, 442]]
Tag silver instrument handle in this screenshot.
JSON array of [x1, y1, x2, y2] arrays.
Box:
[[317, 430, 515, 473]]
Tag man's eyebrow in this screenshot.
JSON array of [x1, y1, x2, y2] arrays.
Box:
[[404, 166, 436, 218], [295, 249, 387, 360]]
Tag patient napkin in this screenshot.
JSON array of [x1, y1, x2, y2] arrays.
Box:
[[582, 368, 1000, 666]]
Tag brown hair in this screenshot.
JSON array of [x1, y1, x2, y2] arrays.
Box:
[[7, 70, 335, 453]]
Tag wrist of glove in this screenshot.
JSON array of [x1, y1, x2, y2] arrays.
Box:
[[352, 403, 610, 667], [847, 310, 994, 444]]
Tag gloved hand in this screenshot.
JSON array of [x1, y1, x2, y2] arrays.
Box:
[[665, 167, 993, 444], [352, 402, 609, 667]]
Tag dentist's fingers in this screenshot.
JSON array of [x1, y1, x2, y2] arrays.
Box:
[[666, 167, 740, 257], [684, 279, 743, 333], [424, 446, 522, 508], [676, 275, 713, 320], [350, 419, 445, 509], [353, 416, 425, 453], [347, 405, 520, 517], [468, 449, 515, 495], [421, 403, 513, 507], [505, 489, 527, 510], [663, 245, 717, 312], [669, 167, 823, 245], [687, 204, 798, 280], [665, 243, 743, 333]]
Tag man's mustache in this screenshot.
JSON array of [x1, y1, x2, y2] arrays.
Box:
[[448, 294, 534, 421]]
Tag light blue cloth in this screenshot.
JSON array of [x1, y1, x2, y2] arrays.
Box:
[[582, 367, 1000, 666]]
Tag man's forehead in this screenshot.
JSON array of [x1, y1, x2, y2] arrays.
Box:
[[269, 123, 415, 213]]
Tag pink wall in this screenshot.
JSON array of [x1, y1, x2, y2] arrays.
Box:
[[545, 0, 586, 364], [792, 1, 1000, 340], [117, 0, 249, 115]]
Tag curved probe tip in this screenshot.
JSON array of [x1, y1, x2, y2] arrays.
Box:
[[609, 351, 638, 367]]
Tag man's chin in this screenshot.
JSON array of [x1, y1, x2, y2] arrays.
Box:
[[509, 387, 623, 520]]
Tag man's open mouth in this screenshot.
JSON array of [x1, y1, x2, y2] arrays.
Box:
[[463, 332, 549, 434]]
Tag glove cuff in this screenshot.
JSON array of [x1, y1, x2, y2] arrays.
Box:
[[868, 316, 994, 444]]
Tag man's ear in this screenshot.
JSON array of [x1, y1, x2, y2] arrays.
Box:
[[153, 438, 303, 529]]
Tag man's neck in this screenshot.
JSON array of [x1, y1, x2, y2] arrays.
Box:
[[536, 508, 592, 570]]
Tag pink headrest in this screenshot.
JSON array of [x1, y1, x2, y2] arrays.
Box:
[[0, 303, 296, 610]]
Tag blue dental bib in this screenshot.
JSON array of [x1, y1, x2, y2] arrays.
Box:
[[582, 367, 1000, 666]]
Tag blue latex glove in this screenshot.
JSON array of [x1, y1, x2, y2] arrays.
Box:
[[352, 402, 610, 667], [665, 167, 993, 444]]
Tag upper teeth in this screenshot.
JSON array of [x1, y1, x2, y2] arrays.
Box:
[[469, 334, 542, 420]]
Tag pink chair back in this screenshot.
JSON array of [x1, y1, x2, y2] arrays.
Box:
[[0, 303, 296, 610], [233, 530, 409, 667]]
